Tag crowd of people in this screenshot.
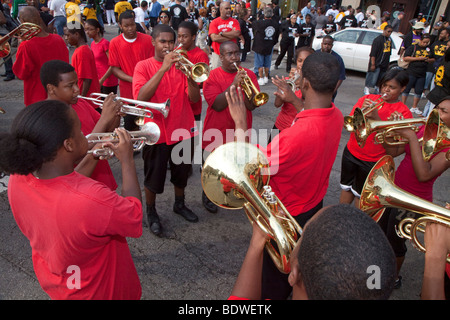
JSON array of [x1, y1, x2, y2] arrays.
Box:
[[0, 0, 449, 301]]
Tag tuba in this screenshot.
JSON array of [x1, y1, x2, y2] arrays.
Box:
[[86, 122, 160, 158], [173, 44, 210, 82], [422, 108, 450, 161], [233, 63, 269, 107], [353, 107, 426, 147], [0, 23, 41, 58], [344, 95, 386, 132], [201, 142, 302, 274], [359, 155, 450, 262]]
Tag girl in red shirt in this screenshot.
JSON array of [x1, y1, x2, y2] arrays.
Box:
[[339, 68, 412, 207], [0, 100, 143, 300], [64, 25, 100, 109], [84, 19, 119, 95]]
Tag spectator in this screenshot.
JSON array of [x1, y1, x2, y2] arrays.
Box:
[[148, 0, 162, 27], [169, 0, 189, 31], [339, 7, 357, 30], [296, 13, 314, 49], [323, 13, 337, 34], [391, 11, 404, 32], [274, 13, 299, 72]]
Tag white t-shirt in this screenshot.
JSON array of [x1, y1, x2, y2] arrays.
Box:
[[133, 7, 146, 24], [49, 0, 66, 17]]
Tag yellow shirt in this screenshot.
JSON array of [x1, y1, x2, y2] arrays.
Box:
[[114, 1, 133, 19], [65, 1, 81, 27], [83, 7, 98, 20]]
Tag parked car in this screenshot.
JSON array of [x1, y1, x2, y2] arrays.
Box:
[[311, 28, 404, 73]]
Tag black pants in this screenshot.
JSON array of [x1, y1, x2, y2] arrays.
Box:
[[275, 39, 295, 72], [261, 200, 323, 300]]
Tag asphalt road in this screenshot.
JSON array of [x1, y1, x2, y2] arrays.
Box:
[[0, 24, 448, 301]]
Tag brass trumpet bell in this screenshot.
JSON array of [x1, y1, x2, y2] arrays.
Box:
[[422, 109, 450, 161], [173, 45, 210, 82], [0, 23, 41, 58], [233, 63, 269, 107], [360, 155, 450, 262], [201, 142, 302, 274], [344, 96, 385, 132]]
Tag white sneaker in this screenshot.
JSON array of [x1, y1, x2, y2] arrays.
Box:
[[258, 78, 265, 86], [264, 77, 269, 84], [364, 87, 370, 95], [410, 107, 422, 115]]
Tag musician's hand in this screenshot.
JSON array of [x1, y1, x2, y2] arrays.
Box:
[[226, 85, 247, 130], [104, 128, 134, 163], [101, 93, 122, 120], [162, 51, 180, 72], [362, 99, 382, 121], [424, 222, 450, 260], [232, 69, 247, 88], [272, 75, 296, 103]]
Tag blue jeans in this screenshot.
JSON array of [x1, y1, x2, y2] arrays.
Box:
[[54, 16, 66, 36], [254, 50, 273, 76], [402, 74, 426, 98], [365, 67, 386, 88]]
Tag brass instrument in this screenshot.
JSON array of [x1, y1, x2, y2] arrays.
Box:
[[422, 109, 450, 161], [201, 142, 302, 274], [233, 63, 269, 107], [86, 122, 160, 158], [0, 23, 41, 58], [359, 155, 450, 262], [172, 44, 210, 82], [353, 107, 426, 147], [286, 72, 300, 92], [78, 93, 170, 126], [344, 95, 386, 132]]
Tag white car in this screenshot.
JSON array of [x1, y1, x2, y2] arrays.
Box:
[[312, 28, 404, 73]]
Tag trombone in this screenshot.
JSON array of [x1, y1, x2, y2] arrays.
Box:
[[0, 23, 41, 59], [344, 95, 386, 132], [86, 122, 160, 159], [172, 44, 210, 82], [422, 109, 450, 161], [233, 63, 269, 107], [353, 107, 426, 147], [78, 93, 170, 126], [359, 155, 450, 262]]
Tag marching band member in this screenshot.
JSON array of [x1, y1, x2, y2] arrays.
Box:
[[227, 51, 344, 300], [132, 24, 200, 237], [0, 100, 143, 299], [339, 68, 413, 207], [378, 96, 450, 290], [201, 40, 260, 213], [40, 59, 121, 191]]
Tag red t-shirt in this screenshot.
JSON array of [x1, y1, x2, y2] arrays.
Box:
[[8, 171, 142, 300], [109, 33, 154, 99], [208, 16, 241, 54], [72, 99, 118, 191], [202, 66, 257, 151], [262, 105, 343, 216], [346, 94, 413, 162], [72, 45, 100, 108], [186, 46, 210, 116], [90, 38, 118, 87], [274, 89, 303, 131], [132, 57, 198, 145], [13, 34, 69, 106]]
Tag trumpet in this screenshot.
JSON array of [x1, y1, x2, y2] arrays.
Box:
[[359, 155, 450, 263], [172, 44, 210, 82], [344, 95, 386, 132], [353, 107, 426, 147], [422, 109, 450, 161], [0, 23, 41, 58], [286, 72, 301, 92], [86, 122, 160, 158], [233, 63, 269, 107], [201, 142, 302, 274], [78, 93, 170, 126]]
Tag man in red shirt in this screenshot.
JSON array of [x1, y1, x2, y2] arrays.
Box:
[[40, 60, 122, 191], [12, 6, 69, 106], [226, 51, 344, 299], [208, 1, 241, 69], [133, 24, 200, 236], [109, 10, 154, 131], [201, 40, 260, 212]]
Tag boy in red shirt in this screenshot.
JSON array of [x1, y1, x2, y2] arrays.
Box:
[[12, 7, 69, 106], [132, 24, 200, 237], [201, 41, 260, 212], [208, 1, 241, 69], [109, 10, 154, 131], [226, 51, 344, 299], [40, 60, 122, 191]]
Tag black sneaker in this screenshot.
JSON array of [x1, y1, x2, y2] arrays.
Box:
[[394, 276, 402, 289], [147, 205, 162, 237], [173, 197, 198, 222], [202, 191, 218, 213]]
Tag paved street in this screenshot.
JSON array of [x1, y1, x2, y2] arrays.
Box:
[[0, 24, 448, 300]]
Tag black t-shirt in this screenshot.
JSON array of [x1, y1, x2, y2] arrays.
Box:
[[405, 44, 431, 77], [297, 22, 314, 47], [170, 4, 188, 30], [251, 18, 279, 55], [279, 20, 298, 42], [369, 34, 392, 70], [339, 15, 357, 29], [323, 21, 337, 34], [427, 58, 450, 105]]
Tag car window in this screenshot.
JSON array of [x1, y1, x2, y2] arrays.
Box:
[[333, 30, 363, 44], [361, 31, 379, 46]]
